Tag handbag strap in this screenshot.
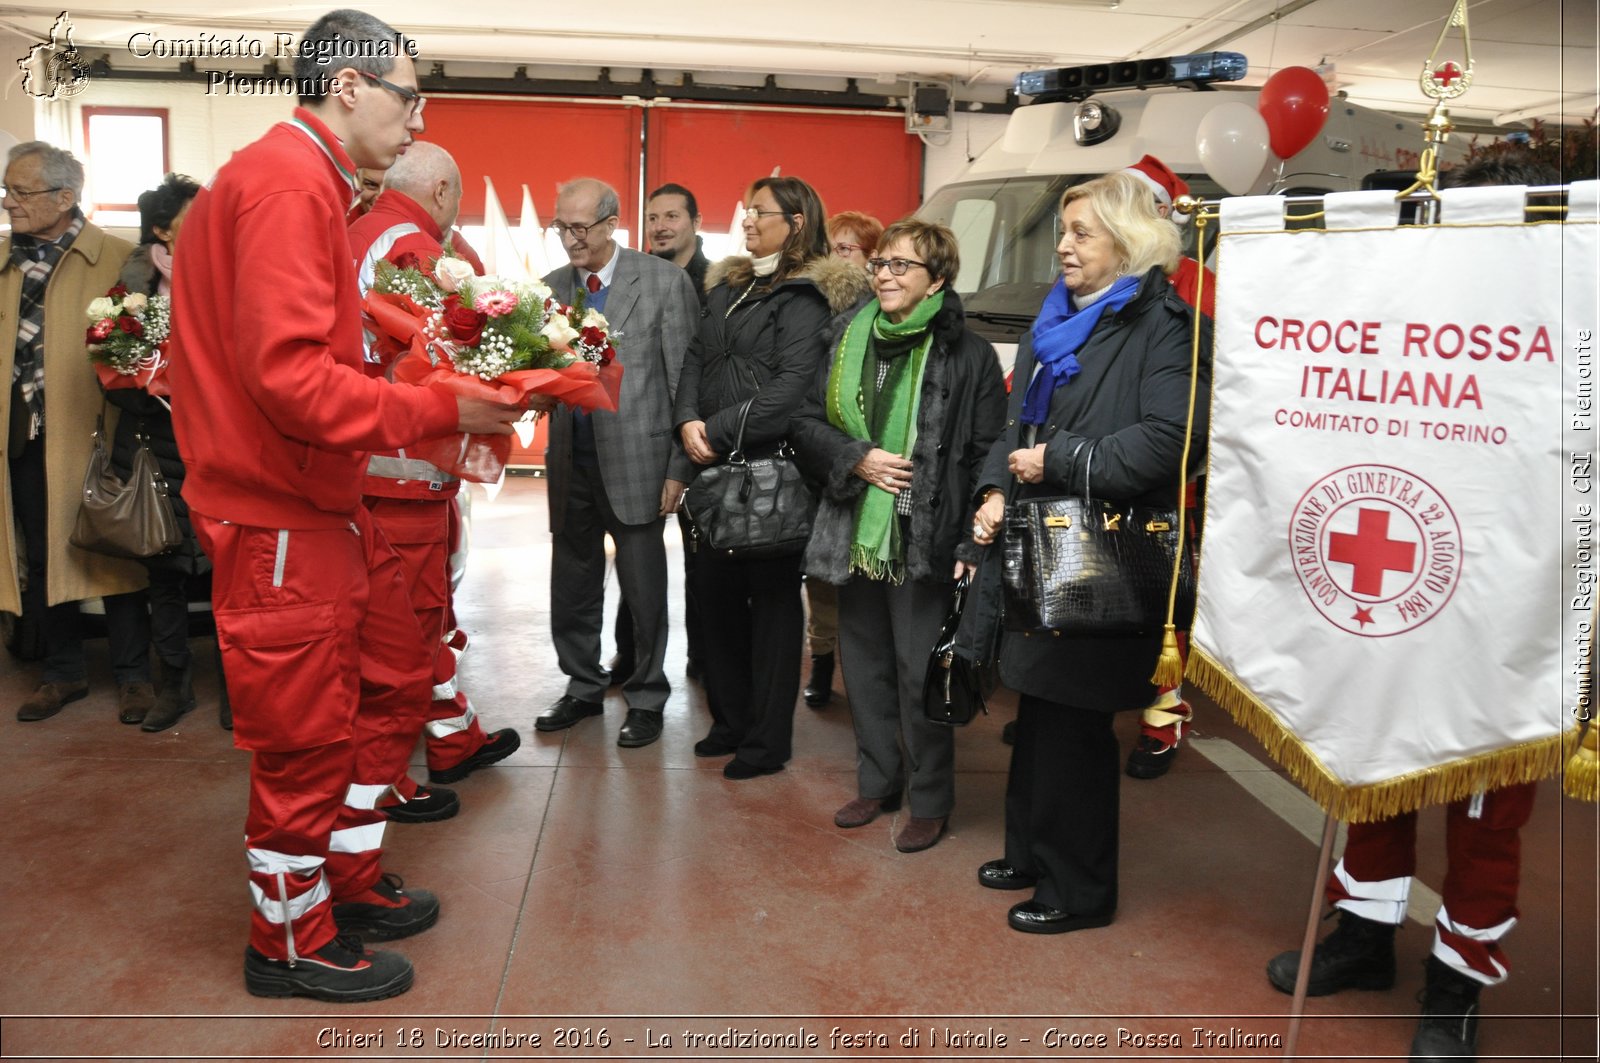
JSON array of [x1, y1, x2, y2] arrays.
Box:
[[726, 398, 755, 464]]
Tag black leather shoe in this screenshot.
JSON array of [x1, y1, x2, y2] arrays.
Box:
[[429, 728, 522, 783], [535, 695, 604, 732], [723, 759, 783, 780], [1007, 900, 1114, 935], [617, 708, 663, 748], [802, 652, 834, 707], [382, 785, 459, 823], [694, 735, 737, 758], [978, 859, 1038, 891]]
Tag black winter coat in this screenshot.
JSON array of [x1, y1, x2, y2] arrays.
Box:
[[956, 267, 1210, 711], [106, 245, 208, 575], [791, 289, 1007, 586], [675, 255, 868, 458]]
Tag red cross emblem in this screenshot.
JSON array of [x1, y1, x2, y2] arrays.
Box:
[[1433, 62, 1463, 88], [1327, 507, 1417, 596]]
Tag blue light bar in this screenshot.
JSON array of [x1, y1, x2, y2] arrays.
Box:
[[1015, 51, 1249, 101]]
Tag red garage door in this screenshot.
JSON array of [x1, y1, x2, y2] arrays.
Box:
[[647, 105, 923, 231], [420, 97, 643, 224]]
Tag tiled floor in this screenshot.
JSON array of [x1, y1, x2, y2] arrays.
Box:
[[1, 476, 1595, 1061]]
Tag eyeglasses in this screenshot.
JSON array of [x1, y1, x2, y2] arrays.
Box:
[[867, 257, 929, 276], [360, 73, 426, 115], [551, 216, 614, 240], [1, 186, 62, 201], [744, 208, 788, 222], [832, 242, 865, 257]]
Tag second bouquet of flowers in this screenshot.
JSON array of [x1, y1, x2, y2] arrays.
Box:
[[363, 250, 623, 482], [85, 284, 173, 397]]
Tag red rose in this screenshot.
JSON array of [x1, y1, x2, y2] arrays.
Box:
[[442, 298, 486, 345], [107, 284, 129, 298], [88, 317, 116, 342], [117, 315, 144, 338], [599, 344, 616, 366], [580, 325, 607, 348], [391, 250, 423, 272]]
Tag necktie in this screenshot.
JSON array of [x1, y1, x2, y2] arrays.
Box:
[[586, 273, 602, 294]]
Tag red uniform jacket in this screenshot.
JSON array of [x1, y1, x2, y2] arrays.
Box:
[[349, 189, 464, 501], [168, 109, 457, 530], [1170, 256, 1216, 321]]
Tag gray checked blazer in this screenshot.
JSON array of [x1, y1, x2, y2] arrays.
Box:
[[543, 246, 700, 532]]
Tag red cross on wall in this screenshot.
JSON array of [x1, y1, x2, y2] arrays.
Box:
[[1327, 508, 1417, 597]]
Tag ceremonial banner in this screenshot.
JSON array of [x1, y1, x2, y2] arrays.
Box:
[[1189, 182, 1598, 820]]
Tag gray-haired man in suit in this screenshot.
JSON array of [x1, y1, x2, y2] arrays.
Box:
[[534, 178, 700, 747]]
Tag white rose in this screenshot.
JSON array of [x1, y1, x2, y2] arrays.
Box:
[[580, 307, 609, 330], [527, 279, 553, 303], [122, 292, 148, 314], [87, 297, 115, 319], [434, 256, 476, 293], [540, 315, 579, 351]]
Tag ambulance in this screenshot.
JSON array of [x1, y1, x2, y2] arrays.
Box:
[[918, 52, 1462, 367]]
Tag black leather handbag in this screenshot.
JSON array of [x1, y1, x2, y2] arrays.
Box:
[[923, 572, 989, 726], [69, 416, 182, 560], [683, 399, 817, 559], [1002, 442, 1194, 636]]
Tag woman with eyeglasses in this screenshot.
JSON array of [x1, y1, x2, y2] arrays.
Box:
[[674, 176, 869, 780], [825, 211, 883, 272], [800, 208, 883, 711], [105, 173, 211, 732], [790, 219, 1005, 852], [961, 172, 1211, 932]]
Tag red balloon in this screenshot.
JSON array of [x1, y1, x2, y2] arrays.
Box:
[[1257, 66, 1331, 160]]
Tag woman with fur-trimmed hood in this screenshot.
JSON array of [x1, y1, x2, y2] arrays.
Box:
[[675, 175, 868, 781], [789, 219, 1006, 853]]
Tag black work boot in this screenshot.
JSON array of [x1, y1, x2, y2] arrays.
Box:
[[244, 932, 413, 1002], [1266, 909, 1398, 996], [803, 652, 835, 707], [141, 659, 197, 732], [1410, 956, 1481, 1061]]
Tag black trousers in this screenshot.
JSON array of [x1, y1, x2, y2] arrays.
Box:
[[612, 510, 702, 669], [692, 547, 802, 769], [145, 566, 192, 670], [10, 435, 149, 684], [1004, 694, 1120, 914]]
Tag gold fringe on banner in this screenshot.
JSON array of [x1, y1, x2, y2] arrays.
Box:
[[1564, 721, 1598, 802], [1187, 649, 1579, 821]]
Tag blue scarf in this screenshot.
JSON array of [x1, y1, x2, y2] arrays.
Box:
[[1021, 273, 1141, 424]]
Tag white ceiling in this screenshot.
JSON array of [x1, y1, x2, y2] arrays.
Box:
[[3, 0, 1596, 126]]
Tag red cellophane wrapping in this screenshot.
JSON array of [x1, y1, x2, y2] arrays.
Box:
[[94, 355, 171, 399], [365, 291, 623, 483]]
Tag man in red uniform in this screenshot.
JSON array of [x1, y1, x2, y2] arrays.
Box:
[[349, 141, 520, 819], [167, 9, 522, 1002]]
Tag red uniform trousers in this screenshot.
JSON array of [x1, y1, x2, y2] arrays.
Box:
[[195, 508, 432, 961], [1327, 782, 1537, 985], [364, 496, 488, 779]]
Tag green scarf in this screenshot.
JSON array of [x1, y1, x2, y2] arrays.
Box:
[[827, 290, 943, 582]]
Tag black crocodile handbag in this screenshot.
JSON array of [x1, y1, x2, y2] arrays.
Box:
[[1002, 443, 1194, 636], [683, 399, 817, 559]]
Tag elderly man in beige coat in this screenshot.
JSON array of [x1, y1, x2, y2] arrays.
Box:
[[2, 142, 151, 723]]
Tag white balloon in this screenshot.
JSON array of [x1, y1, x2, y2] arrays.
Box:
[[1195, 103, 1273, 196]]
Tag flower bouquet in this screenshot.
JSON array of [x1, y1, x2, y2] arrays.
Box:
[[363, 251, 623, 482], [85, 285, 173, 397]]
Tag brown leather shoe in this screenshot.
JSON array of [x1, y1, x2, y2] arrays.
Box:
[[833, 793, 902, 829], [117, 681, 157, 725], [895, 815, 948, 853], [17, 680, 90, 722]]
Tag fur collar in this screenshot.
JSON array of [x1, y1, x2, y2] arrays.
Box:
[[706, 254, 871, 315]]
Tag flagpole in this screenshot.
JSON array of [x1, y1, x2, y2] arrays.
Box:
[[1283, 812, 1339, 1059]]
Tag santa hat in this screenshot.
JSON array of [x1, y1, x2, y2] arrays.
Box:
[[1122, 154, 1189, 209]]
